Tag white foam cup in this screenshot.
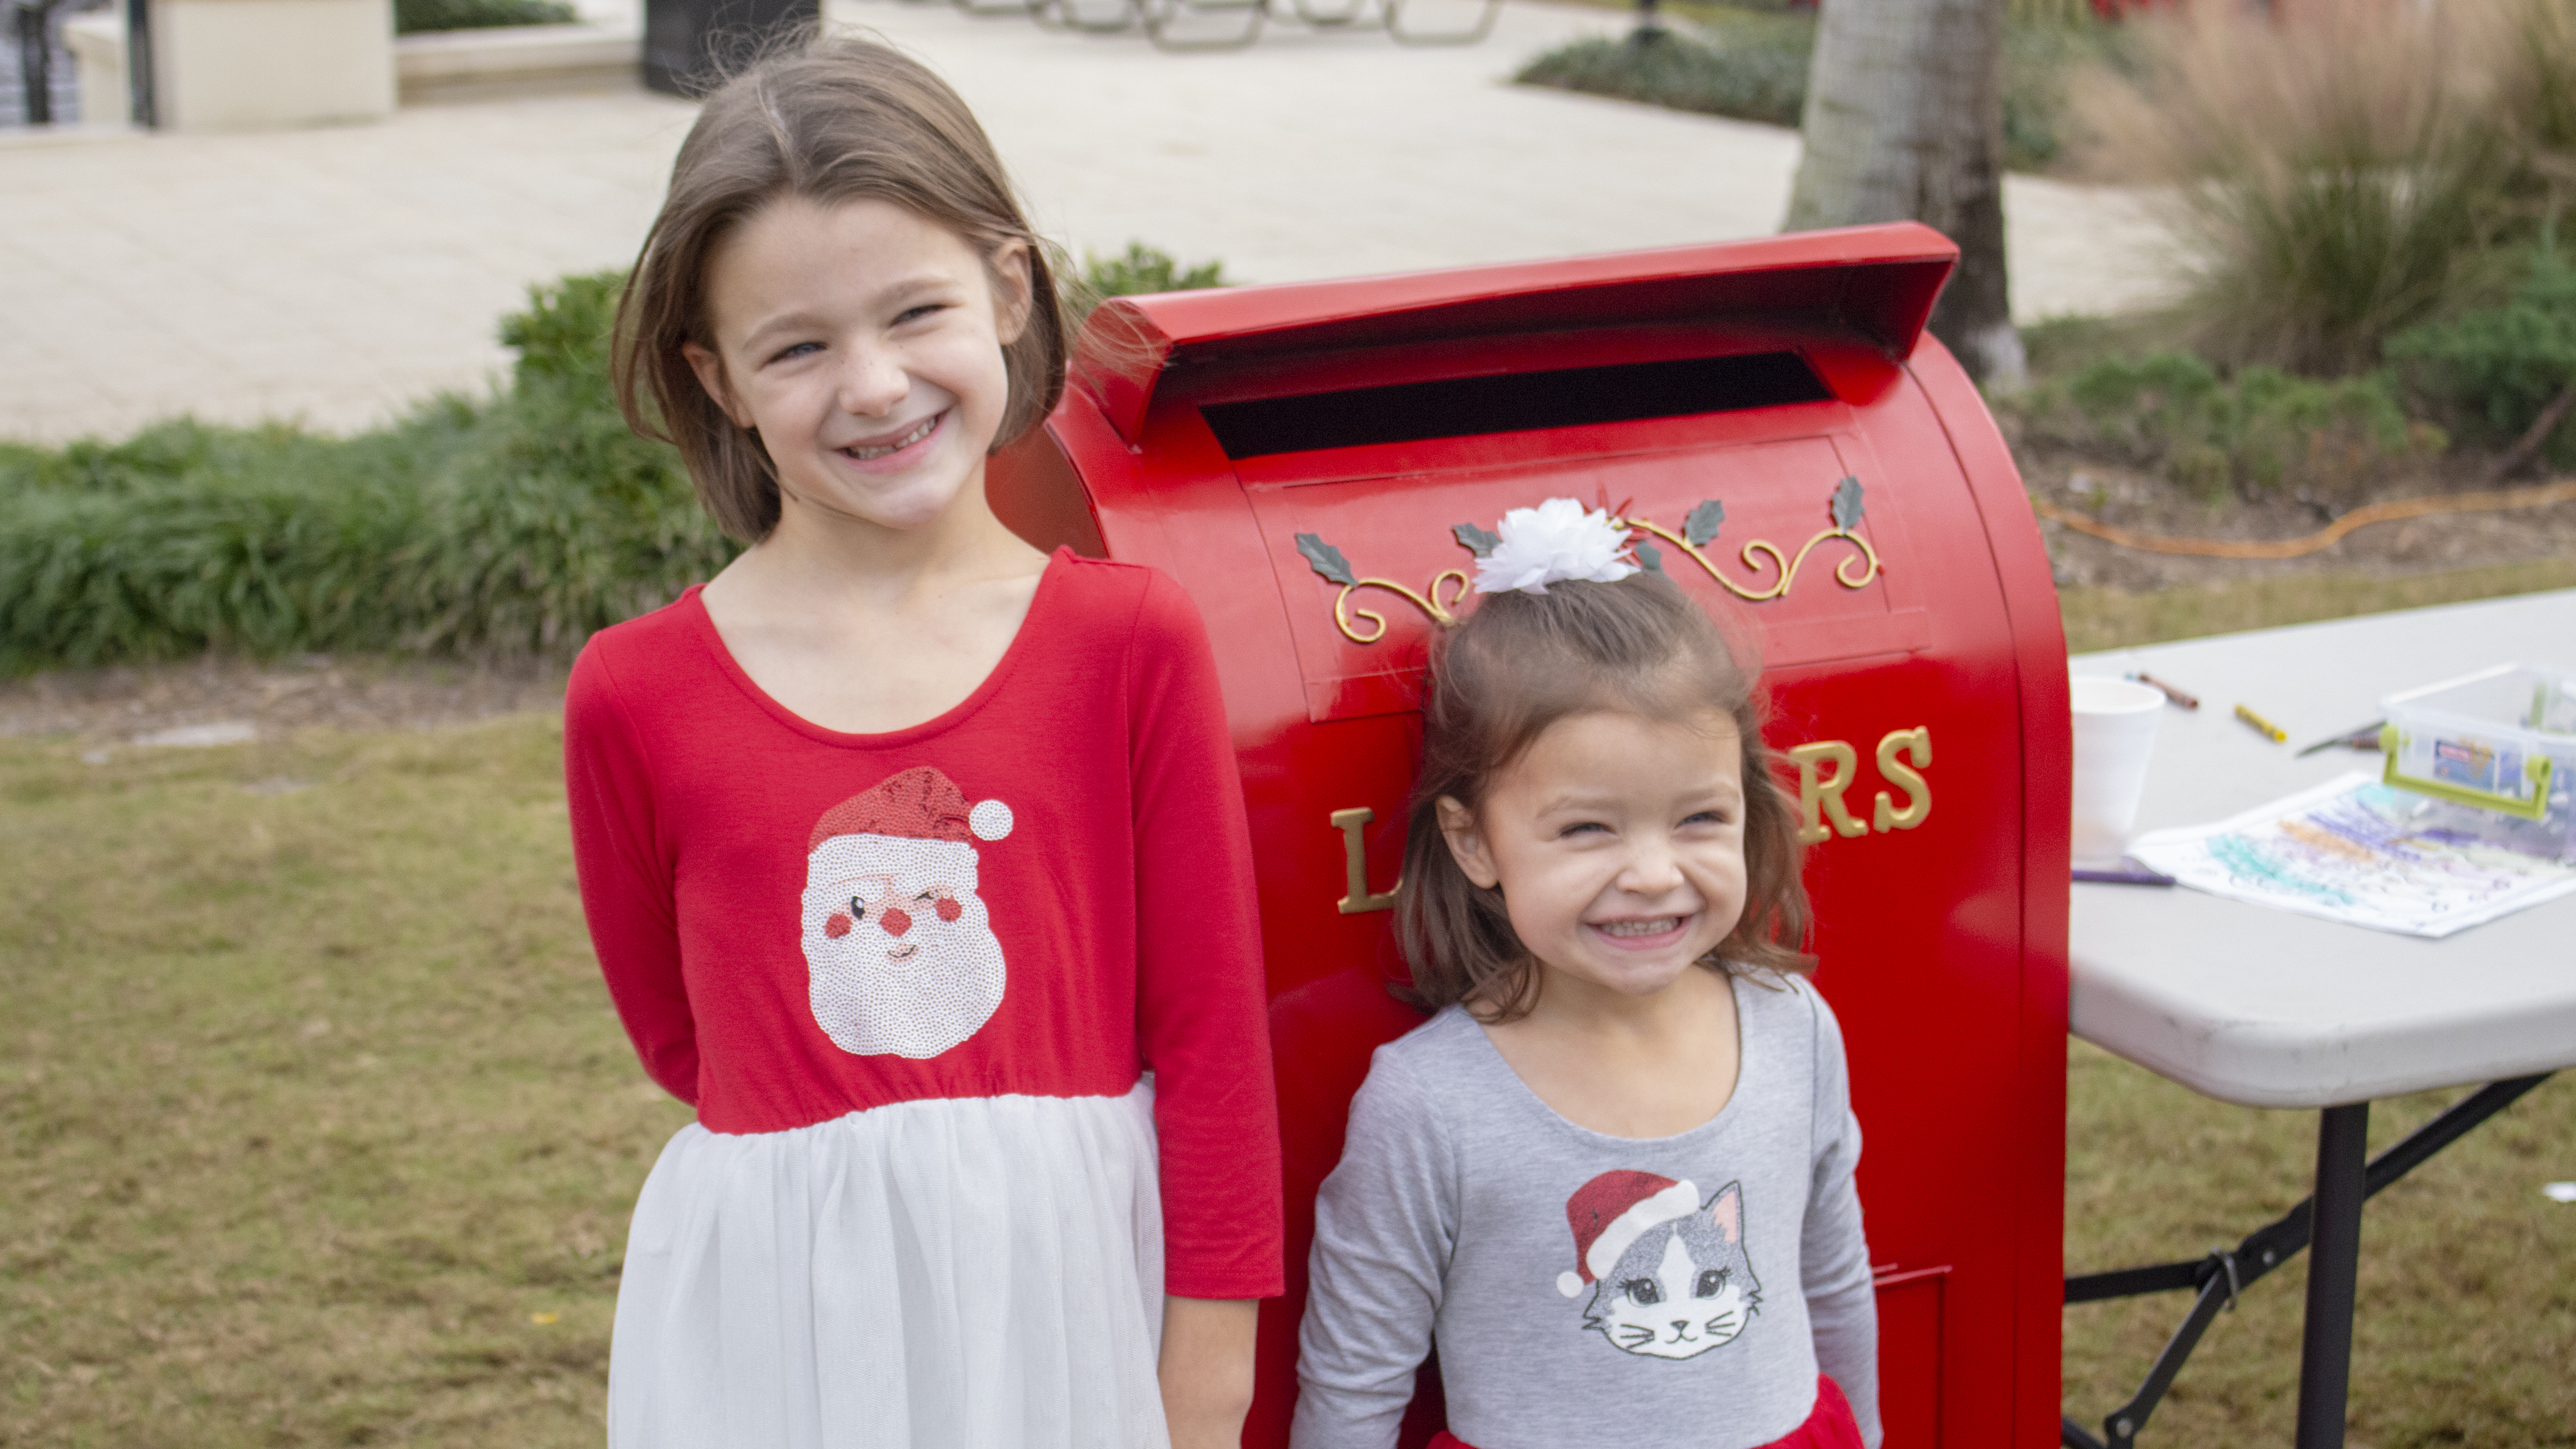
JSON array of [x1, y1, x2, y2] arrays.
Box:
[[2069, 675, 2165, 867]]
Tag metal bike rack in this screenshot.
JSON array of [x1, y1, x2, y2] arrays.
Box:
[[1384, 0, 1500, 45], [1030, 0, 1137, 35], [1139, 0, 1263, 54]]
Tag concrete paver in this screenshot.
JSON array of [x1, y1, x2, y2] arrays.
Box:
[[0, 0, 2183, 444]]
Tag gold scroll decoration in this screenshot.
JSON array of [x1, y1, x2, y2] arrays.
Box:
[[1295, 480, 1883, 646], [1624, 477, 1883, 603], [1294, 534, 1469, 645]]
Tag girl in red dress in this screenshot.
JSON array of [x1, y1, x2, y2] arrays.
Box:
[[569, 37, 1281, 1449]]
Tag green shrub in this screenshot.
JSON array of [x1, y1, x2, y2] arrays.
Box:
[[2017, 311, 2188, 381], [1513, 8, 2109, 173], [394, 0, 578, 33], [2006, 350, 2438, 501], [1516, 26, 1811, 130], [2386, 249, 2576, 460], [0, 273, 731, 674], [0, 242, 1239, 676], [1072, 242, 1229, 324], [2000, 19, 2130, 173], [399, 272, 733, 656]]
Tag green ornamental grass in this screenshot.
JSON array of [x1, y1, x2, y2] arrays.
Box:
[[2067, 0, 2576, 376]]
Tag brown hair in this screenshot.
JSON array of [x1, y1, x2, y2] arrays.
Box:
[[1396, 572, 1812, 1022], [611, 34, 1071, 543]]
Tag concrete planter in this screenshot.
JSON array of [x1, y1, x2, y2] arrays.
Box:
[[395, 20, 640, 103], [57, 5, 644, 129], [152, 0, 397, 131], [62, 12, 131, 127]]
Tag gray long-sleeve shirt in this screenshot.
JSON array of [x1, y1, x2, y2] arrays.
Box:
[[1291, 970, 1881, 1449]]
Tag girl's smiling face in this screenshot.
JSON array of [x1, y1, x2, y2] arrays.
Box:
[[1438, 709, 1751, 1007], [683, 196, 1029, 536]]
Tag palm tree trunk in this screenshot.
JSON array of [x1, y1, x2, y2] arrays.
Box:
[[1786, 0, 2024, 389]]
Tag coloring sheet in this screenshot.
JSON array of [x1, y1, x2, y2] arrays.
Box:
[[2127, 772, 2576, 938]]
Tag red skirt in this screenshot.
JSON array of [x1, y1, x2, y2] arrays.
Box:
[[1427, 1373, 1861, 1449]]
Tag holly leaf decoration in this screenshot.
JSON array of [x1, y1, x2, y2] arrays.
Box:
[[1295, 533, 1358, 587], [1684, 499, 1726, 548], [1452, 522, 1502, 557], [1634, 539, 1665, 576], [1831, 476, 1866, 533]]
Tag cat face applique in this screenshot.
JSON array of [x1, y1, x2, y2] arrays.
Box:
[[799, 767, 1015, 1059], [1554, 1171, 1761, 1361]]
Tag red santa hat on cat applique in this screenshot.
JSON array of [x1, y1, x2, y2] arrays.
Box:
[[1557, 1170, 1703, 1297]]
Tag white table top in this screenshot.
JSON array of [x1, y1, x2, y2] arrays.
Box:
[[2067, 588, 2576, 1108]]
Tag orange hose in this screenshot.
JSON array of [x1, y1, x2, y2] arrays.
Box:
[[2028, 479, 2576, 560]]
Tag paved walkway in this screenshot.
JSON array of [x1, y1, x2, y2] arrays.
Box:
[[0, 0, 2183, 444]]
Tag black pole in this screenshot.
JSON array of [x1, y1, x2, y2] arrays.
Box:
[[643, 0, 818, 98], [2294, 1103, 2369, 1449], [124, 0, 153, 127], [14, 0, 52, 126]]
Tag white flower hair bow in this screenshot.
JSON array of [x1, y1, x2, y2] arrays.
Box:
[[1472, 497, 1641, 595]]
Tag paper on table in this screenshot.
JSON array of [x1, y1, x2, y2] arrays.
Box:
[[2126, 771, 2576, 939]]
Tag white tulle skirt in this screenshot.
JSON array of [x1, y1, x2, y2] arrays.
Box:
[[608, 1082, 1168, 1449]]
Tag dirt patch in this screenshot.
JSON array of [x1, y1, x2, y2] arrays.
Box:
[[0, 654, 566, 743], [2014, 447, 2576, 591]]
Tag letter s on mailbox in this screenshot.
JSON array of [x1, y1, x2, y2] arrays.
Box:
[[986, 224, 2074, 1449]]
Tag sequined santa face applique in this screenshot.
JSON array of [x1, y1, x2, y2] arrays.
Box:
[[1555, 1172, 1761, 1361], [799, 767, 1016, 1059]]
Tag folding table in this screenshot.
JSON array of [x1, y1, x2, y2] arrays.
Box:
[[2060, 588, 2576, 1449]]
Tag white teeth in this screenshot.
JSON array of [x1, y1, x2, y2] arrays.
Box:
[[1597, 917, 1681, 938], [847, 414, 939, 460]]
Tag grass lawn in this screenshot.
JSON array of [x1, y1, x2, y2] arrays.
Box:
[[4, 708, 2572, 1446], [0, 716, 690, 1447], [2063, 1046, 2576, 1448], [2057, 557, 2576, 653]]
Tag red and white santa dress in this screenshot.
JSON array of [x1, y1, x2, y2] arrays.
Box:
[[564, 551, 1284, 1449]]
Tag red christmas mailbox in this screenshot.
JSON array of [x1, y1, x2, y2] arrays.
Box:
[[986, 222, 2072, 1449]]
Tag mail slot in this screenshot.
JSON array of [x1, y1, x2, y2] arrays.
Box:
[[985, 222, 2073, 1449]]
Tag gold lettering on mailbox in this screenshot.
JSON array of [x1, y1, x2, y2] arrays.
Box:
[[1787, 742, 1871, 845], [1873, 727, 1932, 832], [1331, 807, 1401, 914]]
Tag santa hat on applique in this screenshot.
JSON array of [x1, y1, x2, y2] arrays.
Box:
[[808, 766, 1012, 852], [1556, 1171, 1702, 1297]]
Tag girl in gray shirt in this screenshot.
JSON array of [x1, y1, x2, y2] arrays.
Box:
[[1291, 504, 1879, 1449]]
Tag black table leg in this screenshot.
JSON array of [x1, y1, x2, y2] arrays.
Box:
[[2294, 1102, 2369, 1449], [2066, 1075, 2552, 1449]]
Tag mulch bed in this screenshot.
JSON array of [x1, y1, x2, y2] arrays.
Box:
[[2012, 445, 2576, 591]]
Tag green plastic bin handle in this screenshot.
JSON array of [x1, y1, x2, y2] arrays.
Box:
[[2379, 724, 2555, 820]]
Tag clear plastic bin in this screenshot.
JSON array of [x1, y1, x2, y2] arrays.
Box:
[[2379, 663, 2576, 862]]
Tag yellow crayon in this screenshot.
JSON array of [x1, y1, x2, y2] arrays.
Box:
[[2234, 703, 2287, 743]]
